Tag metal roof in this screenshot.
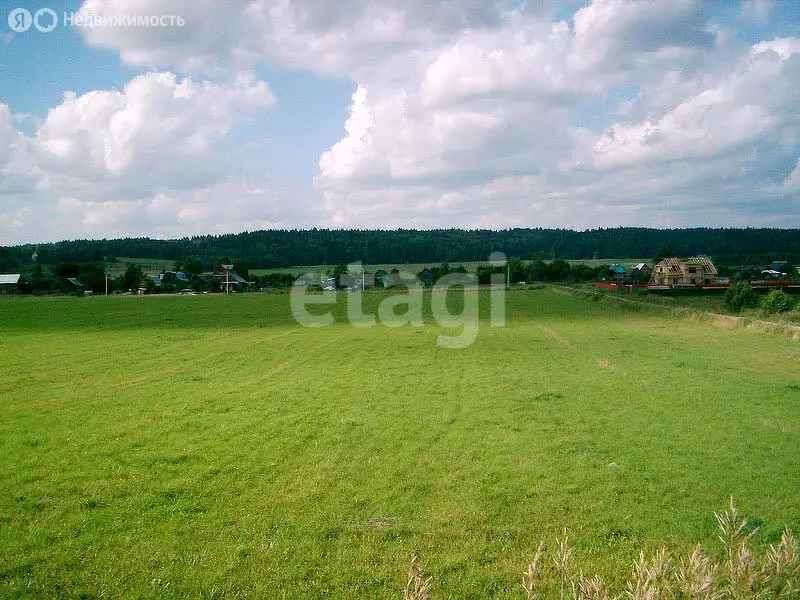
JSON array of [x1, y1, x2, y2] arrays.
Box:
[[220, 265, 247, 283], [0, 274, 21, 285]]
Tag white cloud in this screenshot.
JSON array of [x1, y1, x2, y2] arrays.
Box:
[[0, 71, 286, 243], [740, 0, 774, 22], [4, 0, 800, 242], [75, 0, 536, 76], [315, 0, 797, 228], [310, 0, 798, 229], [593, 40, 800, 168], [33, 71, 273, 197]]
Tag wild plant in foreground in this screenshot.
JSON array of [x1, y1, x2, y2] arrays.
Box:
[[554, 528, 575, 600], [404, 553, 431, 600], [677, 545, 718, 600], [575, 572, 616, 600], [716, 497, 759, 600], [399, 500, 799, 600], [626, 547, 674, 600], [760, 530, 800, 600], [522, 540, 546, 600]]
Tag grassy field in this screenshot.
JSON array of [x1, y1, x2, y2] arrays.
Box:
[[248, 259, 653, 277], [106, 257, 178, 277], [248, 262, 487, 277], [1, 289, 798, 598]]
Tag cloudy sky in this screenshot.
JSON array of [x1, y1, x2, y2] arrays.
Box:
[[0, 0, 798, 244]]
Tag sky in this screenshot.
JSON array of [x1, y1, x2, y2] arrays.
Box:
[[0, 0, 799, 244]]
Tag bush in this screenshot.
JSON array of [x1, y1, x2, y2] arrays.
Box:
[[761, 289, 795, 314], [724, 282, 758, 312], [789, 305, 800, 324]]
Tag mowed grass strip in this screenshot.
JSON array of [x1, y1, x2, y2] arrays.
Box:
[[0, 290, 798, 598]]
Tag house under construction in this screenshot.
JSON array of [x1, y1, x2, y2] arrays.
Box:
[[650, 257, 718, 287]]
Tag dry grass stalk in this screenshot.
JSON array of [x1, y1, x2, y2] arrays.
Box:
[[716, 498, 757, 552], [554, 528, 575, 600], [716, 498, 759, 600], [626, 547, 674, 600], [760, 530, 800, 600], [677, 544, 718, 600], [575, 572, 616, 600], [404, 553, 431, 600], [396, 501, 800, 600], [523, 540, 547, 600]]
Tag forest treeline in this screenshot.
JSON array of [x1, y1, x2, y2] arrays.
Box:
[[1, 227, 799, 271]]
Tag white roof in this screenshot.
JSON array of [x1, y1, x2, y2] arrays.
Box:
[[0, 274, 21, 285]]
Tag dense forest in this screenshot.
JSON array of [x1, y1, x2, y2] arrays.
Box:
[[1, 227, 799, 272]]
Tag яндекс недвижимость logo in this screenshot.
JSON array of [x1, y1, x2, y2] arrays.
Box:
[[7, 8, 58, 33], [6, 7, 185, 32]]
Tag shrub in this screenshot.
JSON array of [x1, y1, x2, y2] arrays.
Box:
[[724, 282, 759, 312], [761, 290, 795, 315]]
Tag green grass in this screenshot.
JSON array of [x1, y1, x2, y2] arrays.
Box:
[[566, 258, 652, 268], [0, 290, 798, 598], [106, 257, 178, 277], [248, 262, 487, 277]]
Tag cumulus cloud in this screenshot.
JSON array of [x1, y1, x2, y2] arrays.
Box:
[[0, 71, 284, 243], [75, 0, 534, 76], [593, 42, 800, 169], [34, 71, 273, 197], [4, 0, 799, 241], [314, 0, 799, 228]]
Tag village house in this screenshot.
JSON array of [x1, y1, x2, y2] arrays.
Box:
[[215, 264, 249, 292], [623, 262, 652, 284], [0, 274, 22, 294], [608, 264, 626, 281], [651, 257, 718, 286]]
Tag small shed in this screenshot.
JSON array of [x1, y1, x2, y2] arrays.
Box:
[[0, 274, 22, 294]]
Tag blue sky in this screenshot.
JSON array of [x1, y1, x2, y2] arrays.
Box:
[[0, 0, 798, 243]]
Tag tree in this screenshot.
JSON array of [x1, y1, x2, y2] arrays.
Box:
[[175, 257, 204, 275], [215, 257, 249, 280], [761, 289, 794, 314], [546, 259, 571, 281], [654, 247, 675, 265], [122, 264, 142, 291], [507, 257, 527, 283], [724, 282, 758, 312], [79, 263, 106, 293], [528, 259, 547, 282], [54, 261, 80, 278]]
